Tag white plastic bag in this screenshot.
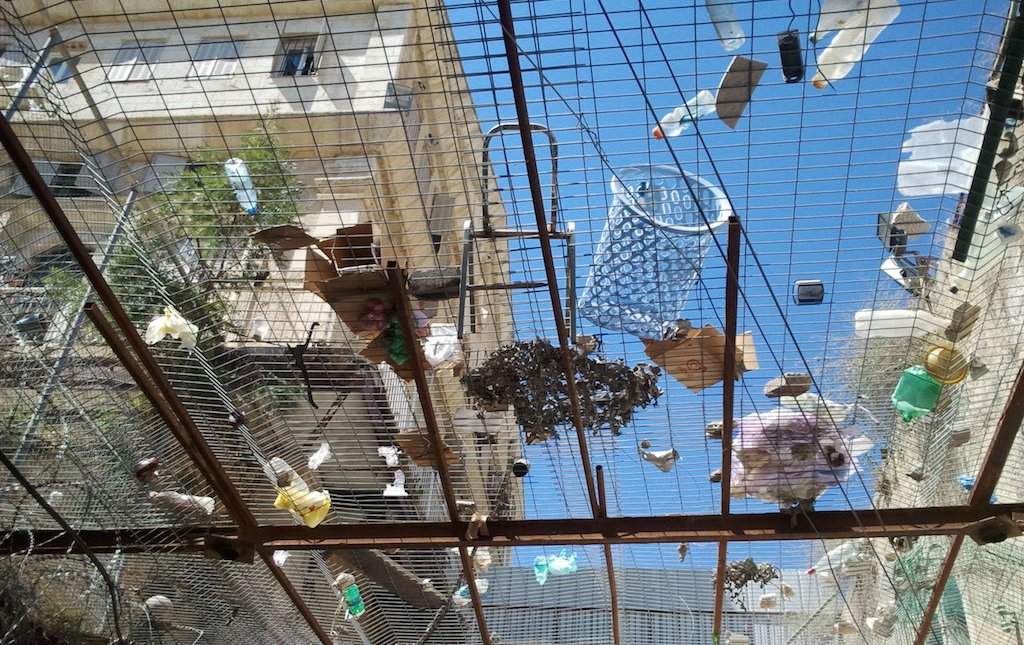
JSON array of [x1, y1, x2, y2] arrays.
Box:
[[811, 0, 900, 88], [422, 324, 463, 367]]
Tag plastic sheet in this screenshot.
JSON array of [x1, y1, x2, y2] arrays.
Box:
[[897, 110, 987, 196], [811, 0, 900, 88]]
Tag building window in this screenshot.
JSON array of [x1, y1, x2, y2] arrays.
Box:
[[107, 41, 163, 82], [276, 36, 318, 76], [48, 162, 96, 197], [190, 39, 243, 77], [48, 58, 76, 84], [0, 45, 28, 68]]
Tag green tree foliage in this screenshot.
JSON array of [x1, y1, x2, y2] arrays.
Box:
[[107, 122, 303, 346]]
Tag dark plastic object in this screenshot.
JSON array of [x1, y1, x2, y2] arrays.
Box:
[[512, 458, 530, 477], [778, 30, 804, 83], [793, 279, 825, 305]]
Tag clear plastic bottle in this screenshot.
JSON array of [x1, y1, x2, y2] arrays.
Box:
[[223, 157, 259, 215], [705, 0, 745, 51], [652, 90, 717, 139]]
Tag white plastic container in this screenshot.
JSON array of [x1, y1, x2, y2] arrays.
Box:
[[705, 0, 745, 51], [854, 309, 950, 339], [653, 90, 717, 139]]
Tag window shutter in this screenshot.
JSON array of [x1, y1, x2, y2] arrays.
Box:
[[107, 45, 137, 82], [192, 42, 217, 77], [215, 41, 241, 76], [129, 44, 162, 81]]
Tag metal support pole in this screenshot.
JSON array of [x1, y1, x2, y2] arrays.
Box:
[[457, 220, 472, 339], [387, 263, 493, 645], [9, 503, 1023, 554], [713, 215, 742, 641], [953, 2, 1024, 262], [261, 552, 334, 645], [597, 466, 621, 645], [968, 359, 1024, 506], [3, 30, 56, 119], [912, 535, 965, 645], [495, 0, 600, 516]]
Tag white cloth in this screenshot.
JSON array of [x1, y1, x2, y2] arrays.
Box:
[[897, 110, 987, 196]]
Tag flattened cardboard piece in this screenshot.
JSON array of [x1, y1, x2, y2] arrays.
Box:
[[945, 302, 982, 342], [643, 324, 757, 393], [716, 56, 768, 129], [252, 225, 319, 250], [361, 333, 417, 381], [302, 248, 338, 297], [395, 430, 459, 468], [316, 223, 377, 270], [317, 268, 392, 341]]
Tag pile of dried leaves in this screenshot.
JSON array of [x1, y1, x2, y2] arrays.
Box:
[[462, 339, 661, 443], [714, 557, 780, 610]]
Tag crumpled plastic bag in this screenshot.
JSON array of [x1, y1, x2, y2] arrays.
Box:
[[422, 323, 463, 368], [534, 550, 578, 586], [149, 490, 215, 515], [383, 470, 409, 497], [270, 457, 331, 528], [308, 441, 331, 470], [145, 307, 198, 350], [729, 407, 871, 506], [811, 0, 900, 88], [897, 109, 987, 196], [453, 579, 489, 606], [639, 445, 681, 473]]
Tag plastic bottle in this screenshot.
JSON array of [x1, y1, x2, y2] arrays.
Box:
[[705, 0, 745, 51], [223, 158, 259, 215], [811, 0, 900, 89], [854, 309, 950, 339], [334, 573, 366, 617], [891, 365, 942, 422], [652, 90, 717, 139]]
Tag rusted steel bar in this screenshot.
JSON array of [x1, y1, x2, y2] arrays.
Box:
[[11, 504, 1021, 554], [597, 466, 621, 645], [386, 263, 460, 519], [720, 215, 741, 511], [911, 535, 965, 645], [85, 304, 252, 529], [968, 359, 1024, 506], [261, 551, 334, 645], [713, 215, 742, 641], [386, 263, 492, 645], [0, 114, 256, 533], [495, 0, 600, 514]]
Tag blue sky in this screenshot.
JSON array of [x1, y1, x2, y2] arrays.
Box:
[[445, 0, 1005, 571]]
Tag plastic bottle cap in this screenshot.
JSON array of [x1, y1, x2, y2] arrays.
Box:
[[813, 80, 827, 90], [652, 126, 664, 140]]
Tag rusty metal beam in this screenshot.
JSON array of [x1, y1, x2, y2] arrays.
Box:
[[597, 466, 621, 645], [0, 114, 256, 534], [713, 215, 742, 640], [387, 264, 492, 645], [9, 504, 1021, 555], [0, 115, 334, 645], [912, 535, 965, 645], [261, 551, 335, 645], [968, 359, 1024, 506], [495, 0, 600, 515]]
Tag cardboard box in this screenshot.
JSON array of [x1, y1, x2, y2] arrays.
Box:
[[395, 430, 459, 468], [642, 325, 758, 393], [254, 224, 391, 340]]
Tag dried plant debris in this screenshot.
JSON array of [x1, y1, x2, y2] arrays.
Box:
[[714, 557, 780, 610], [462, 339, 661, 443]]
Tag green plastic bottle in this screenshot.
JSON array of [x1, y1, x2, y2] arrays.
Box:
[[334, 573, 366, 617], [891, 365, 942, 422]]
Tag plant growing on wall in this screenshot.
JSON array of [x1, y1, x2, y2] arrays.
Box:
[[107, 120, 303, 346], [461, 339, 661, 443]]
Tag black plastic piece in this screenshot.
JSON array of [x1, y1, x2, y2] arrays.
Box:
[[778, 30, 804, 83]]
